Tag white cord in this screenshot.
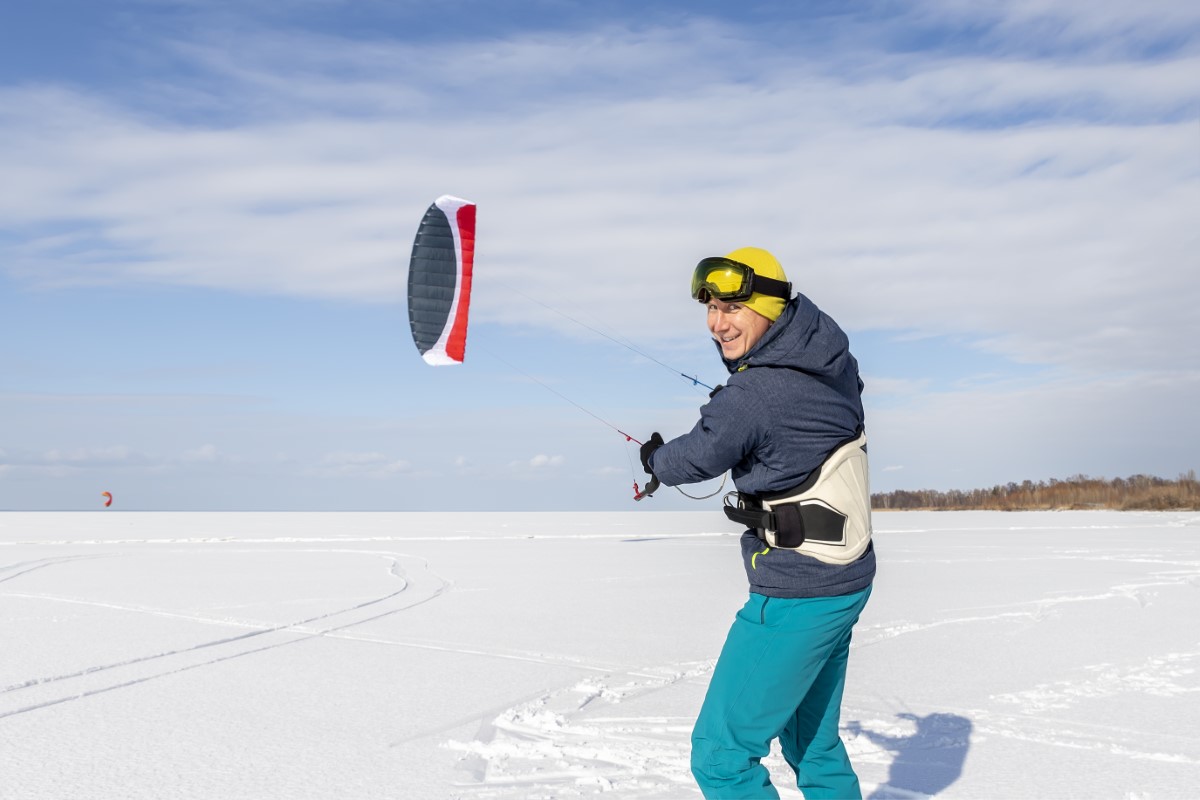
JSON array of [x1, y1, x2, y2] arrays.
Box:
[[673, 472, 729, 500]]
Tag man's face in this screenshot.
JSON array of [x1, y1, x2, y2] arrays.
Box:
[[706, 297, 772, 360]]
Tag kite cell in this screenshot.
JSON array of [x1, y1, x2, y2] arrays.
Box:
[[101, 491, 113, 508], [407, 195, 476, 365]]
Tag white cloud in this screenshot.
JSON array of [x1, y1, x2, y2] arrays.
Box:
[[511, 454, 566, 471], [453, 455, 483, 477], [182, 444, 220, 463], [311, 451, 412, 478], [868, 368, 1200, 492], [928, 0, 1200, 53], [41, 445, 146, 467], [1, 16, 1194, 380], [862, 376, 933, 399], [0, 445, 158, 479]]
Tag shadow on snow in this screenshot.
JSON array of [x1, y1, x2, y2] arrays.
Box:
[[848, 712, 973, 799]]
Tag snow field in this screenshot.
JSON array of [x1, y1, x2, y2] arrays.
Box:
[[1, 511, 1197, 798]]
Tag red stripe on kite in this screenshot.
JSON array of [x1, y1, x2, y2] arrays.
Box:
[[445, 203, 475, 363]]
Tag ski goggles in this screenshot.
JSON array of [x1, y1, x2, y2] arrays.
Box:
[[690, 257, 792, 304]]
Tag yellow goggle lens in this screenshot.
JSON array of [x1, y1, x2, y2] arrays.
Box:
[[701, 267, 746, 294], [691, 257, 754, 302]]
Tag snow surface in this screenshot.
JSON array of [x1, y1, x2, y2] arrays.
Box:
[[1, 510, 1198, 799]]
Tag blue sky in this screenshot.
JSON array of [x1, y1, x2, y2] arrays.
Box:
[[2, 0, 1197, 510]]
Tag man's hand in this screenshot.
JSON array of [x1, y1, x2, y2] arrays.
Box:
[[634, 432, 665, 500], [640, 432, 665, 474]]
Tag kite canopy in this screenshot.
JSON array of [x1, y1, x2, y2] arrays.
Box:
[[408, 195, 476, 365]]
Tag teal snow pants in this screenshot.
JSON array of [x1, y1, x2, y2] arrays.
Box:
[[691, 586, 872, 800]]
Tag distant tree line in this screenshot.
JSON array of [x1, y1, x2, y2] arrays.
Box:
[[871, 471, 1200, 511]]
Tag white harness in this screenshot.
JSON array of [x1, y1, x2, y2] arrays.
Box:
[[726, 431, 872, 566]]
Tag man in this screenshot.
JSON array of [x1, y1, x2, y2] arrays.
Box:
[[642, 247, 875, 799]]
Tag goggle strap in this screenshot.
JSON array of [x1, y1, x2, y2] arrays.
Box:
[[750, 274, 792, 300]]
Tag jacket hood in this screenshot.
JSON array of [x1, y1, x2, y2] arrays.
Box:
[[717, 294, 850, 377]]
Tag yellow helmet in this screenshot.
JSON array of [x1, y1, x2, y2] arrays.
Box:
[[723, 247, 790, 322]]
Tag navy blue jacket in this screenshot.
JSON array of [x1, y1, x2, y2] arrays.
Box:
[[649, 293, 876, 597]]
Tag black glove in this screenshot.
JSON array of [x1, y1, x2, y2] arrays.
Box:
[[635, 432, 665, 501], [640, 432, 665, 474]]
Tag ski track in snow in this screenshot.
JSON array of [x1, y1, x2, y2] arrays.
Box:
[[989, 650, 1200, 719], [0, 544, 643, 728], [0, 549, 450, 721], [0, 554, 111, 585], [444, 660, 718, 799], [855, 548, 1200, 647]]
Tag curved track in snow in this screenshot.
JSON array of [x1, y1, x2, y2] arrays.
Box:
[[0, 548, 449, 720]]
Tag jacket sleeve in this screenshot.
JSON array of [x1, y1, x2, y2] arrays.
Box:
[[647, 382, 762, 486]]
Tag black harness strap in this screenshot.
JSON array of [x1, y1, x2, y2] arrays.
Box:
[[723, 502, 773, 531]]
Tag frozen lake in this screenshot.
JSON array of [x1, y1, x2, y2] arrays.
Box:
[[2, 510, 1198, 798]]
